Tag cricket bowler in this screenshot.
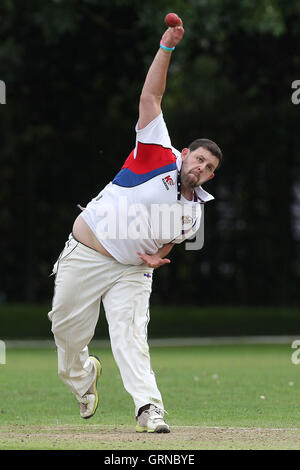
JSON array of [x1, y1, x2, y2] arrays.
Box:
[[48, 14, 222, 433]]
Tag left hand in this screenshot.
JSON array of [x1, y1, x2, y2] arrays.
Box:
[[137, 252, 171, 269]]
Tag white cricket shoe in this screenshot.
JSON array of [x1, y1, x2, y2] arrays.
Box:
[[78, 355, 102, 419], [136, 404, 170, 433]]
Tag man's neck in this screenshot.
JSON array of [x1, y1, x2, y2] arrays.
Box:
[[181, 185, 194, 201]]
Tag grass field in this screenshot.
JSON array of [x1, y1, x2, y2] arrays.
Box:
[[0, 343, 300, 450]]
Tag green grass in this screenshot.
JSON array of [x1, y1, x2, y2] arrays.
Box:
[[0, 344, 300, 449]]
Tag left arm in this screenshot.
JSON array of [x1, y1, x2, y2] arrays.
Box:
[[137, 243, 174, 269]]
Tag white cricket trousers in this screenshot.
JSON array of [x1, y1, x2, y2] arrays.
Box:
[[48, 234, 164, 416]]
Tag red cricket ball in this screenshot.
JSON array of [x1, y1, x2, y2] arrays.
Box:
[[164, 13, 181, 28]]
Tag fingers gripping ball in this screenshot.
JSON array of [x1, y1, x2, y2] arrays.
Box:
[[164, 13, 182, 28]]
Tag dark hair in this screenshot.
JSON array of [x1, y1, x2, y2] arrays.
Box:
[[188, 138, 223, 169]]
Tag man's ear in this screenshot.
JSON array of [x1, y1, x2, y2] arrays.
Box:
[[209, 173, 215, 180], [181, 148, 189, 161]]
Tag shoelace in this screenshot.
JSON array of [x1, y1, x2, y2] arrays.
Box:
[[145, 406, 168, 421], [79, 393, 93, 409]]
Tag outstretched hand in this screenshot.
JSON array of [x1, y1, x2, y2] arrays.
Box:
[[137, 252, 171, 269], [161, 22, 184, 49]]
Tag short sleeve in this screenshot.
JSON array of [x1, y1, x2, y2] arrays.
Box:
[[135, 113, 172, 152]]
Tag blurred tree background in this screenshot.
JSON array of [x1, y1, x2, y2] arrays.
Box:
[[1, 0, 300, 308]]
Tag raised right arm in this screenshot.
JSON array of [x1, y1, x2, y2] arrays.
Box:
[[138, 20, 184, 130]]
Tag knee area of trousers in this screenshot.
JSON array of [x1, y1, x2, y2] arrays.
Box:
[[57, 365, 71, 380]]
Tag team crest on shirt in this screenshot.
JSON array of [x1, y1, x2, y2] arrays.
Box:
[[182, 215, 193, 226], [144, 273, 152, 279], [162, 175, 174, 190]]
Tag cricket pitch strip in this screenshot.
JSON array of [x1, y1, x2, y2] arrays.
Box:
[[0, 424, 299, 450]]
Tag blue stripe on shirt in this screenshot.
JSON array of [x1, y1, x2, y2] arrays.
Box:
[[112, 163, 177, 187]]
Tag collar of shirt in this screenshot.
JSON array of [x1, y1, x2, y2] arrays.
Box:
[[173, 149, 215, 203]]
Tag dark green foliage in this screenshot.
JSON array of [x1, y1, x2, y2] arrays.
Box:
[[1, 0, 300, 307], [1, 303, 299, 339]]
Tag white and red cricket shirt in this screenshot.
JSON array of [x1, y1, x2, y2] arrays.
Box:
[[81, 113, 214, 265]]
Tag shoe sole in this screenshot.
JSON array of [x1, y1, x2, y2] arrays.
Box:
[[82, 355, 102, 420], [136, 424, 170, 433]]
